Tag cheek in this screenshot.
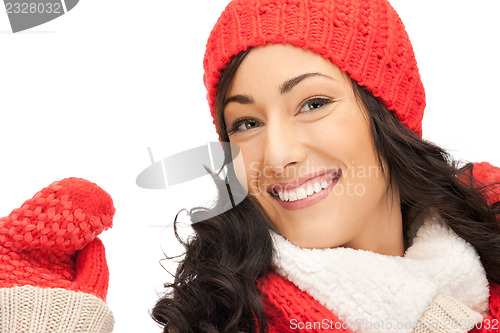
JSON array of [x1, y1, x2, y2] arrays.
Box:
[[308, 106, 370, 162], [232, 145, 263, 195], [340, 117, 388, 201], [312, 106, 386, 193], [231, 147, 249, 190]]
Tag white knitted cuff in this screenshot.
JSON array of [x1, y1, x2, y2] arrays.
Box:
[[0, 285, 114, 333], [413, 294, 483, 333]]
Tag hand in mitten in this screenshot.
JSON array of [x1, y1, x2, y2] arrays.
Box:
[[0, 177, 115, 333]]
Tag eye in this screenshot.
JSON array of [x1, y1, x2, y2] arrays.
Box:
[[299, 97, 334, 113], [227, 118, 262, 135]]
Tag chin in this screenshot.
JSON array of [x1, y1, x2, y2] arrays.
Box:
[[280, 221, 349, 249]]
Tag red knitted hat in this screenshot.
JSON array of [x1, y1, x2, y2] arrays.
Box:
[[203, 0, 425, 136]]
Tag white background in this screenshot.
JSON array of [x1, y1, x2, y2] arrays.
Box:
[[0, 1, 499, 332]]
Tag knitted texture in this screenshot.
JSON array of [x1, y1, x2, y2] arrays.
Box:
[[257, 272, 353, 332], [204, 0, 425, 136], [414, 294, 483, 333], [0, 285, 114, 333], [0, 177, 114, 301], [258, 273, 500, 333]]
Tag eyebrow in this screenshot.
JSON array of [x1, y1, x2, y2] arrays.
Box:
[[280, 72, 334, 94], [224, 94, 254, 106], [224, 72, 334, 106]]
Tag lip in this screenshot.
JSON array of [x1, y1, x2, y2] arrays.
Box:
[[268, 168, 342, 210], [267, 168, 341, 194]]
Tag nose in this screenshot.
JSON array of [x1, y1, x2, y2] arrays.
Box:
[[263, 115, 306, 175]]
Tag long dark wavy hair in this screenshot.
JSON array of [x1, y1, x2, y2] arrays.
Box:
[[152, 48, 500, 332]]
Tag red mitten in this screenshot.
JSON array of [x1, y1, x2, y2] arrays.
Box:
[[0, 177, 115, 332]]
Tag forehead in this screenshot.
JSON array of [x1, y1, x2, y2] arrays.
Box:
[[227, 44, 346, 92]]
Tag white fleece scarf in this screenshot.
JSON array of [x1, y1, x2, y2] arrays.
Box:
[[271, 212, 490, 333]]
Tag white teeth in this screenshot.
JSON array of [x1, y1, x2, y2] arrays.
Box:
[[296, 188, 307, 200], [275, 175, 340, 202], [306, 185, 314, 196]]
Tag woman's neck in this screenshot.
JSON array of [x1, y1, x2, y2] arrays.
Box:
[[343, 194, 404, 257]]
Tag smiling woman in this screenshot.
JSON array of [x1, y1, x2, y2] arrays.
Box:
[[152, 0, 500, 332]]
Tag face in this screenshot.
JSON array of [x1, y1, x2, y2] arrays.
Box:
[[223, 44, 403, 255]]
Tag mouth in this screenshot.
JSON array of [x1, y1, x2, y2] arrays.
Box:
[[268, 169, 342, 202]]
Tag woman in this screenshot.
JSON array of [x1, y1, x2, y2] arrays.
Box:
[[152, 0, 500, 332]]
